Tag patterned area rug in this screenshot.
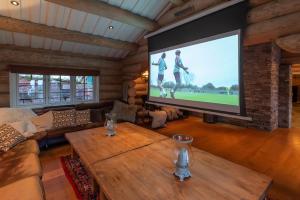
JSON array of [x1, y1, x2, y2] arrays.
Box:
[[60, 155, 98, 200]]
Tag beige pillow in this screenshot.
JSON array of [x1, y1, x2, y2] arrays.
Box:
[[149, 111, 167, 129], [111, 100, 138, 123], [76, 110, 91, 126], [9, 120, 37, 138], [161, 107, 182, 121], [0, 124, 26, 152], [31, 111, 53, 132], [52, 109, 76, 129], [0, 108, 37, 126]]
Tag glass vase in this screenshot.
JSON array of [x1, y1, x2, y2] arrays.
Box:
[[104, 113, 117, 136], [172, 134, 193, 181]]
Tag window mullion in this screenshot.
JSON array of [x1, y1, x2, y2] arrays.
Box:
[[45, 75, 49, 106], [71, 76, 75, 104]]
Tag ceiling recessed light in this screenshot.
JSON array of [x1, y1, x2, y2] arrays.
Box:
[[10, 0, 20, 6], [108, 26, 114, 30]]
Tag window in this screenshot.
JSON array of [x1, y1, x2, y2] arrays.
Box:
[[10, 73, 99, 107], [49, 75, 71, 104], [17, 74, 45, 105], [76, 76, 94, 101]]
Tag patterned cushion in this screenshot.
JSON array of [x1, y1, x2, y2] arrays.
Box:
[[52, 109, 76, 129], [76, 110, 91, 126], [0, 124, 26, 152]]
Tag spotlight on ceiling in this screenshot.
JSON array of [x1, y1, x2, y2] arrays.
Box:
[[108, 26, 114, 30], [10, 0, 20, 6]]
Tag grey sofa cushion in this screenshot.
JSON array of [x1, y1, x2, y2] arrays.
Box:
[[111, 101, 138, 123]]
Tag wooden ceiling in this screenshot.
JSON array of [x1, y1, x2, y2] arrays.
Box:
[[0, 0, 172, 58]]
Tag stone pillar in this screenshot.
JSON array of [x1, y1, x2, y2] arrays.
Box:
[[243, 42, 280, 131], [278, 65, 292, 128]]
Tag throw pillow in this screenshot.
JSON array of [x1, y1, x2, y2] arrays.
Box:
[[52, 109, 76, 129], [149, 111, 167, 129], [161, 107, 182, 121], [0, 124, 26, 152], [76, 110, 91, 126], [9, 120, 37, 138], [161, 107, 173, 120], [31, 111, 54, 132], [111, 100, 138, 123], [0, 108, 37, 126]]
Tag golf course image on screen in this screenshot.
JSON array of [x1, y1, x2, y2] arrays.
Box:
[[149, 32, 240, 112]]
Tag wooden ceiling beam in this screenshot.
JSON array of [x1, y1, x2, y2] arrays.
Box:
[[248, 0, 300, 24], [244, 12, 300, 46], [0, 44, 121, 69], [45, 0, 159, 31], [0, 44, 120, 61], [168, 0, 185, 6], [276, 34, 300, 54], [249, 0, 273, 7], [0, 15, 138, 51], [282, 56, 300, 65]]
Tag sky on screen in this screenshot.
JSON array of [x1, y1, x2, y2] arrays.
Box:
[[150, 34, 239, 88]]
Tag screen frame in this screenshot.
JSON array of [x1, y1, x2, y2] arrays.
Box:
[[147, 29, 245, 116]]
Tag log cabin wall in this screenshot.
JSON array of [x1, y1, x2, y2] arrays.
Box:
[[121, 0, 299, 131], [0, 47, 123, 108], [122, 41, 149, 107], [0, 65, 9, 107]]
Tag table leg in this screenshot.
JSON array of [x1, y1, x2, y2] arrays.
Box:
[[70, 146, 77, 158], [99, 186, 108, 200]]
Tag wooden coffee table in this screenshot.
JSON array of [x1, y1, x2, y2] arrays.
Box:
[[65, 122, 168, 176], [66, 123, 271, 200]]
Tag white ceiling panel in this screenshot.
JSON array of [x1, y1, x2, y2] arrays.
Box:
[[8, 0, 21, 19], [13, 32, 30, 47], [107, 0, 123, 7], [29, 0, 41, 23], [0, 0, 170, 58], [0, 30, 13, 44], [67, 9, 87, 31], [43, 38, 52, 49], [93, 17, 111, 36], [81, 14, 99, 34], [50, 39, 62, 51], [120, 0, 139, 11], [31, 35, 44, 49], [45, 2, 59, 26], [61, 41, 75, 52], [0, 1, 9, 16]]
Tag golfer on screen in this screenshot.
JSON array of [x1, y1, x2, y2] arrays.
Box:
[[171, 50, 189, 99], [152, 52, 167, 97]]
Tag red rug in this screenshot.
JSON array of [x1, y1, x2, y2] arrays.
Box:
[[60, 155, 98, 200]]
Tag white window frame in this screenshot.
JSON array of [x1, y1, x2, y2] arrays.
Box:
[[10, 73, 99, 108]]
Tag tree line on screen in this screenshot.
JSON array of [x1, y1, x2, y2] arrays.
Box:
[[151, 81, 239, 95]]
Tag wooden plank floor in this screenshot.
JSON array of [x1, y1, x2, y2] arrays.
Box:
[[41, 104, 300, 200]]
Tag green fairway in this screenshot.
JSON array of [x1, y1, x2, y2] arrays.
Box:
[[150, 87, 239, 106]]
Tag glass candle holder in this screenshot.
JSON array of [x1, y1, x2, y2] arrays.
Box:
[[104, 113, 117, 136], [172, 134, 193, 181]]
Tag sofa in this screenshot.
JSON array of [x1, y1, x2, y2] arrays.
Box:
[[0, 139, 44, 200], [32, 102, 114, 148]]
